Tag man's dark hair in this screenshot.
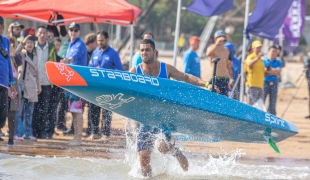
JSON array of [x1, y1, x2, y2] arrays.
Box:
[[37, 25, 47, 30], [97, 30, 109, 39], [269, 45, 279, 51], [54, 37, 62, 43], [141, 32, 154, 39], [140, 39, 155, 50]]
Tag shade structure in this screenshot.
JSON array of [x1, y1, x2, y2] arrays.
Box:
[[0, 0, 141, 26]]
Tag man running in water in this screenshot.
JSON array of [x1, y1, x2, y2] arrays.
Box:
[[129, 39, 210, 177]]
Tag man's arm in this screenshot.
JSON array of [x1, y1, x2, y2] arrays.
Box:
[[129, 66, 137, 73], [224, 48, 233, 80], [247, 53, 263, 68], [114, 52, 124, 71], [206, 44, 217, 65], [167, 64, 206, 87]]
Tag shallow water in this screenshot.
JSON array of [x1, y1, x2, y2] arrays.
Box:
[[0, 151, 309, 180]]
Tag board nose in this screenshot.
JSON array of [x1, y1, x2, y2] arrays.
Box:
[[45, 62, 88, 86]]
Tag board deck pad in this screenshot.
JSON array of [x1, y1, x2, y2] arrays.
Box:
[[46, 62, 298, 144]]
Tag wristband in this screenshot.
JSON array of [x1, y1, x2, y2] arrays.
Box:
[[230, 78, 234, 83], [205, 82, 210, 88], [10, 80, 16, 85]]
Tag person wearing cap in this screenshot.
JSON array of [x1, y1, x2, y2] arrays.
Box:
[[60, 22, 87, 145], [31, 25, 57, 139], [263, 45, 282, 115], [244, 40, 265, 105], [206, 30, 233, 96], [131, 32, 155, 68], [0, 16, 16, 142], [182, 36, 201, 78], [86, 30, 124, 141], [8, 21, 24, 40]]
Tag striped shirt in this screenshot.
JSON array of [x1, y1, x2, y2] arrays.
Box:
[[36, 42, 50, 85]]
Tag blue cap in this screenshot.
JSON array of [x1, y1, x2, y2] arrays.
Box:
[[214, 30, 226, 38]]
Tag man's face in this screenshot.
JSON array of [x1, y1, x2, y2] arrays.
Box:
[[215, 36, 226, 45], [87, 41, 97, 51], [97, 34, 108, 50], [54, 40, 61, 52], [140, 43, 154, 64], [12, 26, 22, 38], [36, 27, 48, 43], [69, 28, 80, 40], [268, 48, 278, 60], [253, 46, 262, 54], [191, 41, 200, 51]]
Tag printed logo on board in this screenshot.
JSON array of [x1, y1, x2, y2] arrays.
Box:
[[55, 63, 74, 82], [265, 113, 285, 127], [96, 93, 135, 109]]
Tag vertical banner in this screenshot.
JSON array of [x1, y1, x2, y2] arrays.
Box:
[[276, 0, 306, 52]]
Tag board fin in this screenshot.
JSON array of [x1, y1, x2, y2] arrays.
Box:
[[263, 128, 280, 154]]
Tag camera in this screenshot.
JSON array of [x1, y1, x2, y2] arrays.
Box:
[[0, 46, 9, 59], [29, 36, 38, 41]]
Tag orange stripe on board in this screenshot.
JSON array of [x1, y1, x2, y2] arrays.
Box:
[[45, 62, 87, 86]]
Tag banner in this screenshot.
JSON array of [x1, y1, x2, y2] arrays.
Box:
[[186, 0, 234, 17], [246, 0, 293, 40], [280, 0, 306, 52]]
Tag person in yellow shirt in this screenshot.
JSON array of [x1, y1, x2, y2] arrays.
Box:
[[178, 33, 186, 56], [244, 40, 265, 105]]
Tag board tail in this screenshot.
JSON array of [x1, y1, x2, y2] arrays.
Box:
[[45, 62, 88, 87]]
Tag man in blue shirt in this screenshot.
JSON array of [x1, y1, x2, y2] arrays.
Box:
[[60, 22, 87, 145], [264, 45, 282, 115], [0, 16, 15, 142], [182, 36, 201, 78], [131, 32, 154, 68], [87, 30, 124, 141]]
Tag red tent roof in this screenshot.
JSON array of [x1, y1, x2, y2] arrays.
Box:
[[0, 0, 141, 25]]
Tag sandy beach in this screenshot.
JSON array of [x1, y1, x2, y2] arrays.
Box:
[[1, 56, 309, 161]]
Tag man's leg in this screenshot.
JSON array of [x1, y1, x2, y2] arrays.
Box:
[[268, 83, 278, 115], [87, 103, 100, 139], [0, 86, 8, 129], [138, 150, 152, 177], [156, 136, 189, 172], [101, 109, 112, 140], [69, 112, 83, 145]]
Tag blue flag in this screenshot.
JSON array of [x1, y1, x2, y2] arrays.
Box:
[[246, 0, 293, 40], [186, 0, 234, 17]]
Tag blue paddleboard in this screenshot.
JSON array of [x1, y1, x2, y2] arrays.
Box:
[[46, 62, 298, 146]]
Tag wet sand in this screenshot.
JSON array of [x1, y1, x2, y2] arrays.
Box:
[[1, 57, 309, 160]]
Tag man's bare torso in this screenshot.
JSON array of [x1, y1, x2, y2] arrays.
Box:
[[208, 44, 230, 77]]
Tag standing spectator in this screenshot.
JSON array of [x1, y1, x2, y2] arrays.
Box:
[[263, 46, 282, 115], [60, 22, 87, 145], [182, 36, 201, 78], [244, 40, 265, 105], [47, 29, 55, 41], [46, 37, 64, 138], [305, 50, 310, 118], [7, 21, 24, 41], [84, 33, 97, 65], [84, 33, 97, 136], [0, 16, 16, 141], [32, 26, 57, 139], [224, 42, 241, 100], [7, 36, 22, 146], [206, 30, 233, 96], [178, 33, 186, 56], [131, 32, 154, 68], [14, 35, 41, 141], [87, 30, 124, 141]]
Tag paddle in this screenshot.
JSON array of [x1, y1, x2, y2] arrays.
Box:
[[211, 57, 221, 92]]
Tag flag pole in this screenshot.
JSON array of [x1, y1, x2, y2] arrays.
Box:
[[239, 0, 251, 102], [173, 0, 182, 67]]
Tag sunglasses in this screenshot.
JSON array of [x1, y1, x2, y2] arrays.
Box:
[[69, 29, 79, 32]]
